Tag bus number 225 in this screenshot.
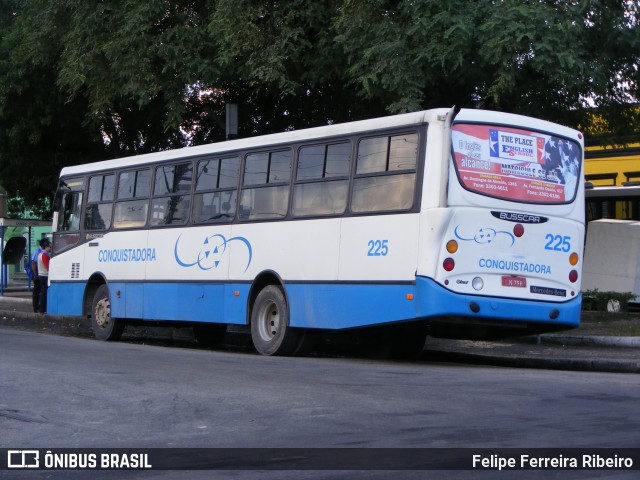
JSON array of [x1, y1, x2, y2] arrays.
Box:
[[544, 234, 571, 252], [367, 240, 389, 256]]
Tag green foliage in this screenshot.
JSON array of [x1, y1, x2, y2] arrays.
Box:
[[335, 0, 639, 122], [0, 0, 639, 212], [6, 193, 51, 220], [582, 289, 638, 312]]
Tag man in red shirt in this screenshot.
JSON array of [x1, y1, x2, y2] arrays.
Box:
[[37, 239, 51, 314]]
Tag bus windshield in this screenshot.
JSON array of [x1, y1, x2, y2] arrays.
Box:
[[451, 123, 582, 204]]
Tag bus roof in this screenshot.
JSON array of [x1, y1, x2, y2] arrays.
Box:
[[60, 109, 447, 177], [59, 107, 582, 177]]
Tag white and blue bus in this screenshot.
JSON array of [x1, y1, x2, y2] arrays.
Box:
[[48, 108, 585, 356]]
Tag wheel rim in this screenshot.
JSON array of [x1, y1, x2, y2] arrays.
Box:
[[256, 299, 280, 342], [94, 296, 111, 329]]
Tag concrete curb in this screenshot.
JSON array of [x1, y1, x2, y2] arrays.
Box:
[[0, 296, 31, 305], [540, 334, 640, 348], [424, 349, 640, 374]]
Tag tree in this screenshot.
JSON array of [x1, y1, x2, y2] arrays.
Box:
[[334, 0, 639, 129], [0, 0, 638, 214], [0, 0, 107, 215]]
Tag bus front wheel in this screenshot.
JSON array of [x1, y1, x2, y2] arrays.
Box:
[[91, 284, 124, 341], [250, 285, 300, 356]]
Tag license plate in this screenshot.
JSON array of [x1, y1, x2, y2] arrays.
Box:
[[502, 276, 526, 288]]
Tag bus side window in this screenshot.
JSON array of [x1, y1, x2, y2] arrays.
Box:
[[58, 192, 83, 232], [292, 142, 350, 217], [114, 168, 150, 229], [150, 163, 193, 226], [84, 174, 114, 230], [193, 156, 240, 223], [351, 133, 419, 213], [239, 150, 291, 220]]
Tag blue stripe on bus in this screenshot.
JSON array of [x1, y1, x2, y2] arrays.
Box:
[[287, 278, 581, 329], [286, 283, 416, 329], [414, 277, 581, 328], [109, 282, 251, 324], [47, 282, 251, 324], [47, 282, 85, 316], [48, 277, 580, 329]]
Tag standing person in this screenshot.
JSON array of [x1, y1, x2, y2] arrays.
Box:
[[37, 239, 51, 314], [30, 239, 46, 313]]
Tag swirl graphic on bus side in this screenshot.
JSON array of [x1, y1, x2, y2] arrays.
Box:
[[454, 225, 515, 247], [174, 233, 253, 273]]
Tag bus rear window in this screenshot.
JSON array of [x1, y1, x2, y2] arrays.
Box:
[[451, 123, 581, 204]]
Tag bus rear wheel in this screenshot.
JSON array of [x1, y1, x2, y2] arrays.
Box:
[[250, 285, 301, 356], [91, 284, 124, 341]]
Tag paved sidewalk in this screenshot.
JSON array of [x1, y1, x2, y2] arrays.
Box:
[[1, 289, 639, 373]]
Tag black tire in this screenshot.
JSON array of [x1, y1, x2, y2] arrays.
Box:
[[91, 284, 124, 341], [193, 324, 227, 348], [250, 285, 301, 356]]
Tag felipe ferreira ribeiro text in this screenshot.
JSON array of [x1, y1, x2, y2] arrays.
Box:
[[473, 454, 633, 470]]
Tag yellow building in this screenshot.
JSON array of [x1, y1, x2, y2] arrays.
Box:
[[585, 142, 640, 186]]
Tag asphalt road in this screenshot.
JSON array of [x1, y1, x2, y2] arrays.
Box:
[[1, 327, 639, 479]]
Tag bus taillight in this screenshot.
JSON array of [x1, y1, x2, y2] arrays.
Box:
[[513, 223, 524, 237], [569, 270, 579, 283], [443, 258, 455, 271]]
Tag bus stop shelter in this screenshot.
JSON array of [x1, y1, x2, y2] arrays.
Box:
[[0, 217, 51, 296]]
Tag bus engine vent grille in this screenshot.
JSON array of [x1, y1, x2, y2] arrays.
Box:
[[71, 263, 80, 279]]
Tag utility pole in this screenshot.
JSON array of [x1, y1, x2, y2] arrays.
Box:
[[226, 104, 238, 140], [0, 188, 7, 217]]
